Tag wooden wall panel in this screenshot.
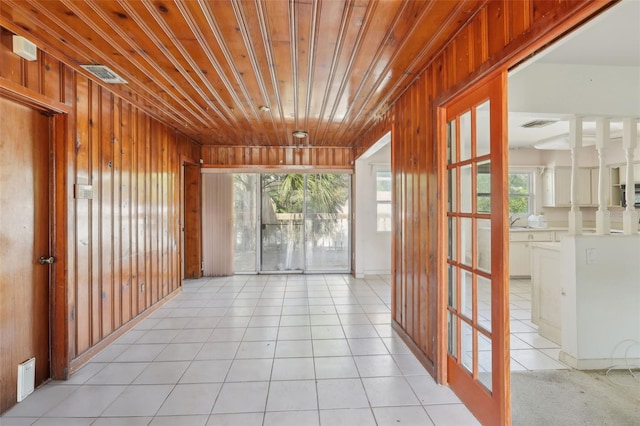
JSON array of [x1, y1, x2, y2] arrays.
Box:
[[120, 100, 132, 325], [0, 31, 200, 386], [112, 97, 122, 329], [509, 0, 532, 40], [101, 90, 114, 339], [75, 75, 92, 354], [201, 146, 354, 169], [89, 81, 101, 347], [354, 0, 611, 376]]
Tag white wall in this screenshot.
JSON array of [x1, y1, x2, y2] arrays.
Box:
[[509, 63, 640, 117], [560, 234, 640, 369], [354, 135, 392, 277]]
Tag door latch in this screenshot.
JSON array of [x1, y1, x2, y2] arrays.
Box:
[[39, 256, 55, 265]]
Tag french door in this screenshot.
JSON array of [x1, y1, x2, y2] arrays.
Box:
[[440, 73, 510, 425]]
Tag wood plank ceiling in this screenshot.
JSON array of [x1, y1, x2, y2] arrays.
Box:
[[0, 0, 484, 148]]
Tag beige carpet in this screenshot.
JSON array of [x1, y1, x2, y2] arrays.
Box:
[[511, 369, 639, 426]]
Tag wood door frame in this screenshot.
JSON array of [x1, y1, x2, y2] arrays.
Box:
[[0, 82, 71, 380], [50, 111, 70, 379]]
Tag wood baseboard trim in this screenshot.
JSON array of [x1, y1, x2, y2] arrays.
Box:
[[392, 320, 437, 380], [68, 287, 182, 376]]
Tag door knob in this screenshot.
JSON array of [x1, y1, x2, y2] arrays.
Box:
[[39, 256, 55, 265]]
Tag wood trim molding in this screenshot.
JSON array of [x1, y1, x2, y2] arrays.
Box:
[[68, 287, 182, 375], [201, 165, 353, 173], [50, 113, 69, 380], [0, 76, 71, 114], [392, 320, 436, 377]]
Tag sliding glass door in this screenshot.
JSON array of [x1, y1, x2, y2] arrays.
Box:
[[231, 172, 351, 273], [261, 174, 305, 272], [305, 174, 350, 272]]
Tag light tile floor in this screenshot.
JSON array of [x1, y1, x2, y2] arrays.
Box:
[[2, 274, 480, 426], [507, 279, 568, 371]]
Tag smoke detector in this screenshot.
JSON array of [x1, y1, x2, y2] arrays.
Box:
[[81, 65, 127, 84], [12, 36, 37, 61]]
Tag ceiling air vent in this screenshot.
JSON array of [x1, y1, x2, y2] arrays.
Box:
[[520, 119, 557, 129], [81, 65, 127, 84]]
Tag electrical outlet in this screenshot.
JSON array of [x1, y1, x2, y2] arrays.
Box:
[[586, 248, 598, 264]]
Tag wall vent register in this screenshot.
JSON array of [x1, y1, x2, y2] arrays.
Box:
[[17, 358, 35, 402]]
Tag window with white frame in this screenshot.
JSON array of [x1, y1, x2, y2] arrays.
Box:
[[508, 171, 533, 215], [376, 171, 392, 232], [476, 169, 533, 217]]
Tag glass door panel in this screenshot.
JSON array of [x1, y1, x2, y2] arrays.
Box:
[[233, 174, 258, 273], [260, 174, 304, 272], [304, 174, 351, 272]]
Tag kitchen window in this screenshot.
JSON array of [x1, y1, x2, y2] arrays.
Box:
[[508, 171, 533, 215], [376, 171, 392, 232]]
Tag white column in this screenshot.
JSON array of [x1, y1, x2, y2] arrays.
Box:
[[622, 118, 638, 235], [568, 116, 583, 235], [595, 118, 610, 235]]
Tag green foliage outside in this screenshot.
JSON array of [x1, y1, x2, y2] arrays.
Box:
[[475, 171, 531, 214], [261, 173, 350, 247], [508, 173, 530, 214], [261, 173, 349, 215]]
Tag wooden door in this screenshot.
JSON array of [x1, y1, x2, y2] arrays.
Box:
[[439, 73, 510, 425], [0, 97, 51, 413]]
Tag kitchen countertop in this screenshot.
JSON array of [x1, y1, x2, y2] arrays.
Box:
[[529, 241, 561, 250], [509, 227, 565, 232], [510, 227, 626, 234]]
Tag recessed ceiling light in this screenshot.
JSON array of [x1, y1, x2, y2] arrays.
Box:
[[292, 130, 308, 139], [259, 105, 270, 112]]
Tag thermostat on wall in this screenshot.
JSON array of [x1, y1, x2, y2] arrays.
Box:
[[12, 35, 38, 61]]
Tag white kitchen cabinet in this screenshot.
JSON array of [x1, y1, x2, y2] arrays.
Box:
[[542, 167, 592, 207], [509, 241, 531, 277], [509, 230, 555, 277], [589, 168, 599, 206], [530, 242, 562, 344], [618, 163, 640, 185]]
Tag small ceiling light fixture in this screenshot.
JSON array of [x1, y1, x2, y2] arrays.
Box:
[[258, 105, 270, 112], [292, 130, 308, 139]]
